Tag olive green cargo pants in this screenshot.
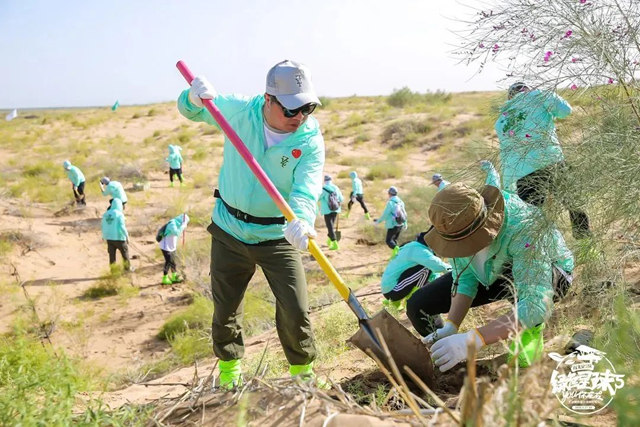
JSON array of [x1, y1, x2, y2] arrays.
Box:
[[208, 222, 317, 365]]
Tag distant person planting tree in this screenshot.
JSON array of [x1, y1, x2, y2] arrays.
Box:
[[495, 82, 590, 239], [318, 175, 343, 250], [62, 160, 86, 205], [374, 186, 407, 258], [101, 199, 131, 271], [166, 144, 184, 187], [346, 171, 370, 220], [431, 173, 449, 192], [381, 231, 451, 311], [177, 59, 324, 389], [157, 213, 189, 285], [99, 177, 128, 211]]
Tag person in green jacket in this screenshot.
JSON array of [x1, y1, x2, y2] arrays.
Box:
[[381, 231, 451, 311], [318, 175, 343, 250], [431, 173, 449, 192], [158, 213, 189, 285], [101, 199, 131, 271], [374, 186, 407, 257], [166, 144, 184, 187], [406, 178, 574, 371], [346, 171, 370, 220], [99, 177, 128, 211], [62, 160, 86, 205], [178, 59, 323, 389], [495, 82, 590, 238]]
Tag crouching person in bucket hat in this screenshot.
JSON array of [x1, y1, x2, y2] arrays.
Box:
[[406, 170, 574, 371]]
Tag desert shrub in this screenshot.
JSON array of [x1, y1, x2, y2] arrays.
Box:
[[82, 266, 137, 299], [158, 294, 213, 341], [365, 162, 403, 180], [387, 87, 451, 108], [381, 119, 432, 149]]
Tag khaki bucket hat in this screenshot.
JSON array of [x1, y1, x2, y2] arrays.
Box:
[[424, 183, 505, 257]]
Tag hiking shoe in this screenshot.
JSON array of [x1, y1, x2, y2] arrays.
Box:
[[218, 359, 243, 391], [383, 298, 404, 312], [289, 363, 329, 389], [170, 181, 175, 188], [365, 212, 371, 221], [161, 274, 172, 285], [391, 246, 400, 259], [508, 323, 545, 367], [329, 240, 339, 251], [171, 272, 182, 283]]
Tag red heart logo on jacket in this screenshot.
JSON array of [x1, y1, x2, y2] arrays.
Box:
[[292, 149, 302, 159]]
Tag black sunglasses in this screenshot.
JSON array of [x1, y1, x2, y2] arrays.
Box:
[[271, 96, 317, 118]]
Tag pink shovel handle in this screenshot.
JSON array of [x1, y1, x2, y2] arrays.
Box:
[[176, 60, 295, 222]]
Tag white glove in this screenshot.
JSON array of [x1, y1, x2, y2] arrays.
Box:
[[422, 319, 458, 345], [479, 160, 493, 171], [284, 219, 317, 251], [431, 329, 485, 372], [188, 76, 217, 108]]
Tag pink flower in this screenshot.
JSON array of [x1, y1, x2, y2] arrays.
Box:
[[580, 0, 587, 3], [525, 134, 531, 138], [544, 51, 553, 62], [503, 112, 508, 117], [479, 43, 485, 48], [608, 78, 614, 84], [571, 84, 578, 90], [509, 130, 515, 136], [492, 44, 500, 52], [525, 243, 531, 248], [571, 57, 579, 63], [564, 30, 573, 38]]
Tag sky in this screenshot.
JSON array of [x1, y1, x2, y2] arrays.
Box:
[[0, 0, 506, 109]]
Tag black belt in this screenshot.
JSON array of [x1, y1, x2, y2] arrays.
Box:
[[214, 189, 285, 225]]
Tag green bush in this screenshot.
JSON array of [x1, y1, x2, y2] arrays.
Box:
[[365, 162, 404, 180], [381, 119, 432, 148], [158, 294, 213, 341]]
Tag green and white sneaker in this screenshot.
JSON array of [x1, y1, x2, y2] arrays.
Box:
[[218, 359, 243, 391], [290, 363, 329, 389]]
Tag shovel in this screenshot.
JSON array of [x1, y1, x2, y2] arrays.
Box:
[[335, 213, 342, 241], [176, 61, 434, 387]]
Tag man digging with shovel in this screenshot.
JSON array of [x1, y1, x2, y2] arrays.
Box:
[[406, 169, 574, 372], [177, 60, 324, 390]]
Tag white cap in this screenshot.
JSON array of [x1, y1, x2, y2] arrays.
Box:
[[266, 60, 321, 109]]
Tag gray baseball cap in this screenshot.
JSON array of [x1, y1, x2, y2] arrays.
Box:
[[266, 60, 321, 110], [432, 173, 443, 183]]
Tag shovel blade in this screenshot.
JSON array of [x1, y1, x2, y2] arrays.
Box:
[[348, 310, 435, 388], [335, 230, 342, 241]]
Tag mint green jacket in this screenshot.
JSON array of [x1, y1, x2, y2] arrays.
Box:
[[381, 241, 451, 294], [65, 165, 85, 187], [376, 196, 406, 229], [451, 190, 574, 329], [495, 90, 572, 190], [319, 182, 344, 215], [102, 181, 128, 203], [166, 145, 183, 169], [101, 199, 128, 241], [177, 91, 325, 244], [350, 172, 363, 195], [163, 213, 188, 237]]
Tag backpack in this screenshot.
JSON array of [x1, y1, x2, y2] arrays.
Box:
[[155, 222, 169, 242], [324, 187, 340, 211], [393, 202, 407, 225]]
